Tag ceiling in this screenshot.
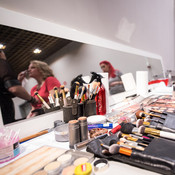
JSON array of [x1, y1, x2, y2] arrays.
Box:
[[0, 24, 72, 74]]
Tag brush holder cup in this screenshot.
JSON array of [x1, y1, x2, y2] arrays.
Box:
[[63, 103, 83, 123], [83, 100, 97, 117]]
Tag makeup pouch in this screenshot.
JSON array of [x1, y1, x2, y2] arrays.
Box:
[[150, 112, 175, 131], [86, 135, 175, 175]]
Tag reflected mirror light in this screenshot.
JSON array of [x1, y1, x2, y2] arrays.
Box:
[[33, 48, 42, 54], [0, 43, 6, 49]]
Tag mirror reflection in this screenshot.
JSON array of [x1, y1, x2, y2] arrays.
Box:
[[0, 24, 164, 125]]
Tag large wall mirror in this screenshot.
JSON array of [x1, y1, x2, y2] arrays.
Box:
[[0, 24, 164, 126], [0, 7, 165, 132]]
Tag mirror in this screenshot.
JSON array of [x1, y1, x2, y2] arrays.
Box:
[[0, 8, 164, 127], [0, 24, 164, 125]]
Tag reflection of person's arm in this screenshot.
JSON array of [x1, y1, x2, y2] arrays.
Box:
[[110, 81, 123, 87], [26, 106, 37, 119], [8, 85, 32, 101]]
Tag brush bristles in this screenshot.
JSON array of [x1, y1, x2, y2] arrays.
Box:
[[136, 119, 144, 128], [60, 85, 65, 89], [120, 123, 135, 134], [116, 131, 122, 139], [54, 87, 58, 90], [135, 110, 144, 118], [109, 144, 120, 154], [138, 125, 145, 134], [34, 91, 38, 95]]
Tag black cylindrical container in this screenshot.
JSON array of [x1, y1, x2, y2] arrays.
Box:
[[84, 99, 96, 117], [78, 116, 88, 142], [68, 120, 80, 149], [63, 103, 83, 123]]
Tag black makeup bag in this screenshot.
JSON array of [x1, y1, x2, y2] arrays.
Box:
[[86, 135, 175, 175], [149, 112, 175, 132]]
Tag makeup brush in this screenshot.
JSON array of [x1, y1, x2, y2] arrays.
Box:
[[48, 93, 55, 108], [109, 122, 125, 135], [102, 143, 132, 156], [34, 91, 50, 109], [120, 123, 153, 143], [60, 85, 67, 106], [81, 87, 87, 102], [74, 81, 80, 100], [149, 109, 167, 115], [117, 140, 145, 151], [136, 110, 165, 120], [119, 137, 148, 148], [54, 86, 59, 107], [136, 119, 175, 133], [87, 84, 90, 100], [117, 131, 150, 145], [138, 125, 175, 140]]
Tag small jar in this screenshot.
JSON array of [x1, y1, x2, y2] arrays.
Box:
[[78, 116, 88, 142], [68, 120, 80, 149]]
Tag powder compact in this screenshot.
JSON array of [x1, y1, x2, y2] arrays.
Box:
[[32, 149, 94, 175]]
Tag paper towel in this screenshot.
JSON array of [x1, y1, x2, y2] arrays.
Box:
[[136, 71, 148, 97], [121, 73, 136, 91]]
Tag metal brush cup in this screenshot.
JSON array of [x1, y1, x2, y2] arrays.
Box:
[[83, 99, 96, 117], [63, 103, 83, 123]]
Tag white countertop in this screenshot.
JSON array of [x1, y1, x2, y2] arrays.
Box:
[[0, 131, 160, 175]]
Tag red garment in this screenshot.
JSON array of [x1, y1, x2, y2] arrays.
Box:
[[31, 76, 61, 109], [95, 84, 106, 115]]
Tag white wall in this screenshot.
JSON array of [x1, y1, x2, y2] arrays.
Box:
[[0, 0, 174, 70]]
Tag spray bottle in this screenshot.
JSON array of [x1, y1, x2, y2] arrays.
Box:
[[89, 72, 106, 115]]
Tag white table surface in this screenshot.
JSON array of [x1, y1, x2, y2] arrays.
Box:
[[0, 131, 160, 175]]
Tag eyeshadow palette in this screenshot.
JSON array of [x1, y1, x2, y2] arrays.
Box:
[[34, 149, 94, 175], [144, 95, 175, 113]]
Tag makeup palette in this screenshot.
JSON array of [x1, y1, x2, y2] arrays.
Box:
[[144, 95, 175, 114], [34, 149, 94, 175]]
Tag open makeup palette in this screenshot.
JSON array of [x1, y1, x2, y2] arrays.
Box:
[[0, 146, 94, 175]]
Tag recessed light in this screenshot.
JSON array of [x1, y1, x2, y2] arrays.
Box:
[[33, 48, 42, 54], [0, 43, 6, 49]]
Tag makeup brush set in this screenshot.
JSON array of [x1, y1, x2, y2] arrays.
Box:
[[86, 107, 175, 174], [62, 73, 105, 123], [31, 72, 104, 120]]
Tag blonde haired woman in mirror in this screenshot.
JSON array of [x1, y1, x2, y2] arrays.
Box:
[[18, 60, 61, 118]]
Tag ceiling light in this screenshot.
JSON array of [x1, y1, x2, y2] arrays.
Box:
[[33, 48, 42, 54], [0, 43, 6, 49]]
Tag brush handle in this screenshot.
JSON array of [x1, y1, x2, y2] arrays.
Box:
[[43, 101, 51, 109], [19, 130, 48, 143], [109, 124, 122, 135], [160, 131, 175, 140]]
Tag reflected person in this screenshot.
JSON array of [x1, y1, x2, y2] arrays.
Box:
[[0, 50, 36, 124], [18, 60, 61, 118], [99, 60, 125, 95]]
